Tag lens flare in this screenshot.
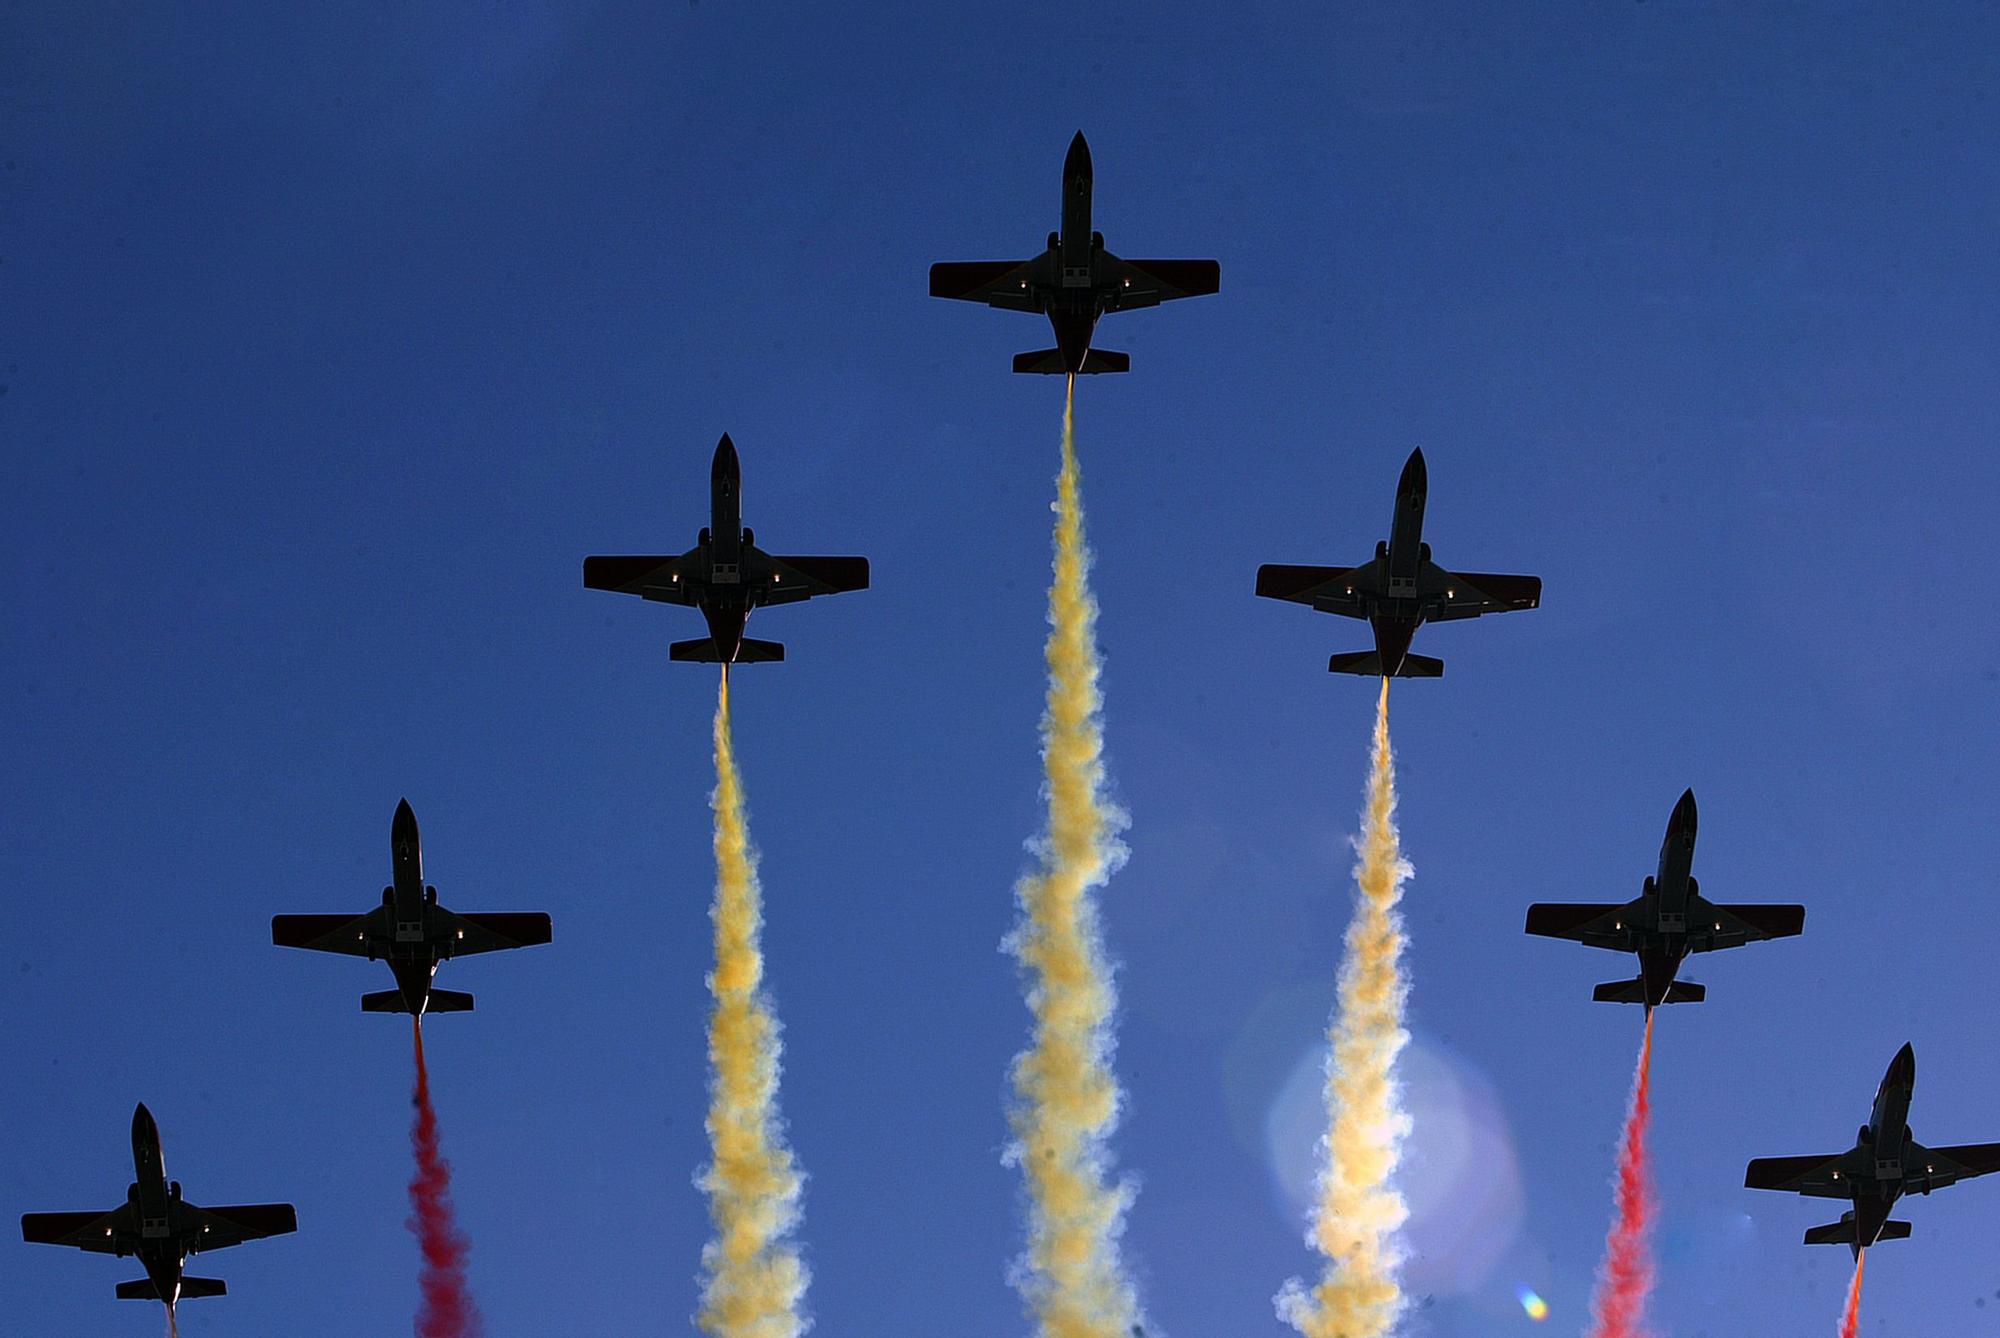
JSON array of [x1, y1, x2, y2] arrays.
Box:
[[1517, 1286, 1550, 1321]]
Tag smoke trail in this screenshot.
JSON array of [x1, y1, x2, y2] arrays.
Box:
[[1004, 376, 1140, 1338], [1838, 1252, 1865, 1338], [409, 1018, 482, 1338], [1584, 1012, 1658, 1338], [696, 672, 808, 1338], [1276, 678, 1412, 1338], [165, 1304, 177, 1338]]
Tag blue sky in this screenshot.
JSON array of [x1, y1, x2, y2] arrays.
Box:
[[5, 3, 1999, 1334]]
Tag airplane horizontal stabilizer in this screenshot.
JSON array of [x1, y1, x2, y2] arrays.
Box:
[[1328, 651, 1444, 678], [1010, 348, 1130, 374], [1803, 1219, 1909, 1246], [117, 1277, 225, 1300], [424, 990, 474, 1014], [669, 638, 785, 664], [1591, 979, 1706, 1005], [361, 990, 411, 1013]]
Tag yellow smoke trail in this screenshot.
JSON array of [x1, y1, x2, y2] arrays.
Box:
[[1005, 376, 1141, 1338], [696, 672, 809, 1338], [1277, 678, 1412, 1338]]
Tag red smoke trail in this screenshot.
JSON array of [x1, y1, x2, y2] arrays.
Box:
[[1838, 1252, 1865, 1338], [409, 1018, 482, 1338], [1585, 1011, 1657, 1338]]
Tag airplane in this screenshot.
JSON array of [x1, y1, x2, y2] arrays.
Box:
[[1254, 449, 1541, 677], [582, 434, 869, 665], [1524, 788, 1804, 1008], [928, 131, 1219, 375], [20, 1103, 295, 1312], [1745, 1043, 2000, 1258], [272, 799, 552, 1016]]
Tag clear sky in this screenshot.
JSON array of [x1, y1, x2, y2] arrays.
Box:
[[5, 3, 1999, 1335]]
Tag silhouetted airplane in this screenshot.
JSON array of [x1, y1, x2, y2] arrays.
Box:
[[272, 799, 551, 1015], [1256, 449, 1540, 677], [20, 1104, 295, 1312], [583, 434, 868, 664], [1525, 789, 1804, 1008], [1746, 1044, 2000, 1257], [929, 131, 1219, 374]]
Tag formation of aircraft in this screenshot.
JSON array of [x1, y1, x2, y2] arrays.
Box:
[[1255, 448, 1541, 677], [1524, 789, 1806, 1008], [20, 1105, 295, 1313], [583, 433, 869, 665], [929, 131, 1219, 375], [1745, 1044, 2000, 1257], [272, 799, 553, 1016], [18, 129, 1988, 1326]]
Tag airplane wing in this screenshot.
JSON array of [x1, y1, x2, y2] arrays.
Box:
[[929, 258, 1049, 312], [1097, 255, 1221, 311], [1744, 1149, 1866, 1198], [1691, 902, 1806, 951], [582, 551, 704, 606], [272, 909, 387, 957], [1255, 562, 1379, 619], [1905, 1140, 2000, 1191], [434, 908, 553, 957], [1421, 566, 1543, 622], [757, 555, 871, 607], [184, 1202, 297, 1253], [1523, 901, 1642, 950], [21, 1206, 132, 1253]]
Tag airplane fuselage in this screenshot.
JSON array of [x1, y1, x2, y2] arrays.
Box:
[[1039, 133, 1106, 371], [1865, 1048, 1915, 1185], [127, 1106, 189, 1305], [1365, 449, 1432, 674], [1629, 790, 1701, 1007], [376, 801, 446, 1013], [692, 434, 755, 662]]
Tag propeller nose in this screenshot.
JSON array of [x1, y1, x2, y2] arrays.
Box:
[[712, 433, 740, 482]]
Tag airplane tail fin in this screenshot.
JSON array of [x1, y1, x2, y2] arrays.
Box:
[[1591, 978, 1706, 1005], [1328, 651, 1444, 678], [1011, 348, 1129, 374], [117, 1278, 226, 1300], [669, 638, 785, 664]]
